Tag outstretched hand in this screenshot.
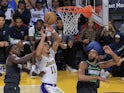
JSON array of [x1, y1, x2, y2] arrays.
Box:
[[117, 57, 124, 66], [103, 45, 113, 55]]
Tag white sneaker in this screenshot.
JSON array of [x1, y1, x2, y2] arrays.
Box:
[[66, 65, 77, 72], [66, 65, 71, 71], [105, 71, 110, 79], [70, 68, 78, 72], [100, 69, 105, 76], [26, 62, 31, 69], [122, 77, 124, 80], [30, 65, 36, 79], [101, 70, 110, 79]]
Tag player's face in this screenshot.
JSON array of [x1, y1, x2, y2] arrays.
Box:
[[0, 17, 5, 28], [88, 49, 98, 62], [43, 42, 50, 54], [11, 45, 20, 55]]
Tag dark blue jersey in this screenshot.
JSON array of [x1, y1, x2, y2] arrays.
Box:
[[15, 9, 31, 25], [0, 24, 10, 42], [4, 55, 21, 85], [10, 25, 28, 40]]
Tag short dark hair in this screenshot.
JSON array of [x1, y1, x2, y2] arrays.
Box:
[[0, 13, 5, 19], [6, 44, 15, 56], [57, 17, 62, 21], [34, 38, 48, 50], [18, 0, 26, 4], [36, 0, 42, 4], [13, 13, 23, 22]]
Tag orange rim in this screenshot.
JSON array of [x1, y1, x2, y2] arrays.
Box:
[[57, 5, 92, 18]]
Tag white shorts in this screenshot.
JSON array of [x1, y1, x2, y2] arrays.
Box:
[[41, 83, 64, 93]]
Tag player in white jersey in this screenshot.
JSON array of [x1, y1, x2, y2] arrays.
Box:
[[31, 24, 64, 93]]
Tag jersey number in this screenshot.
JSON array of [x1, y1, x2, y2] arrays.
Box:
[[50, 66, 56, 74]]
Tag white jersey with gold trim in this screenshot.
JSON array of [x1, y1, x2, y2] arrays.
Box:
[[36, 48, 57, 84]]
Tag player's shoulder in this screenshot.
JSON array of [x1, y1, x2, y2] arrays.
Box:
[[80, 61, 87, 64], [79, 61, 88, 68]]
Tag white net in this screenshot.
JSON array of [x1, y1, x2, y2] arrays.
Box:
[[57, 5, 92, 36], [58, 7, 81, 36], [60, 12, 80, 36]]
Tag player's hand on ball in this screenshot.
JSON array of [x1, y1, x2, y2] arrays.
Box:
[[44, 24, 54, 32]]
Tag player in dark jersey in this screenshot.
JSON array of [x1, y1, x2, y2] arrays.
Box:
[[77, 46, 123, 93], [4, 44, 35, 93]]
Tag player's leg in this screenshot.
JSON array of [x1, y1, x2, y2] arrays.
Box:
[[4, 84, 20, 93], [41, 84, 55, 93]]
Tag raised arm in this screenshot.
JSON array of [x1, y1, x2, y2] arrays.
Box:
[[10, 52, 35, 64], [78, 62, 106, 82], [98, 46, 120, 68], [51, 29, 61, 52], [36, 27, 46, 61], [45, 24, 61, 52]]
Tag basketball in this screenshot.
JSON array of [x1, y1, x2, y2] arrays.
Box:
[[44, 12, 57, 25]]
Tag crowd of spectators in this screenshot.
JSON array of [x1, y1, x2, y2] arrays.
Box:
[[0, 0, 124, 78]]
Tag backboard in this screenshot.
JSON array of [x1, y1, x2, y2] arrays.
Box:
[[76, 0, 109, 28]]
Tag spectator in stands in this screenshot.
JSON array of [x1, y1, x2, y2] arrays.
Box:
[[119, 23, 124, 36], [0, 0, 14, 26], [109, 34, 124, 57], [55, 17, 77, 72], [110, 34, 124, 77], [99, 20, 116, 46], [15, 0, 31, 26], [49, 0, 61, 18], [99, 34, 124, 77], [28, 19, 52, 45], [29, 0, 49, 27], [0, 13, 10, 75], [24, 0, 35, 9], [8, 0, 17, 11], [10, 14, 31, 57], [79, 19, 102, 55]]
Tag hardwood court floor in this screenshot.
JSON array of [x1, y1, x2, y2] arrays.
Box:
[[0, 71, 124, 93]]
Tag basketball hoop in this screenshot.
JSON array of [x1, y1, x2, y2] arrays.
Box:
[[57, 5, 92, 36]]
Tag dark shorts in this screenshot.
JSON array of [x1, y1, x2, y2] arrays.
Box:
[[4, 83, 20, 93], [77, 87, 97, 93]]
